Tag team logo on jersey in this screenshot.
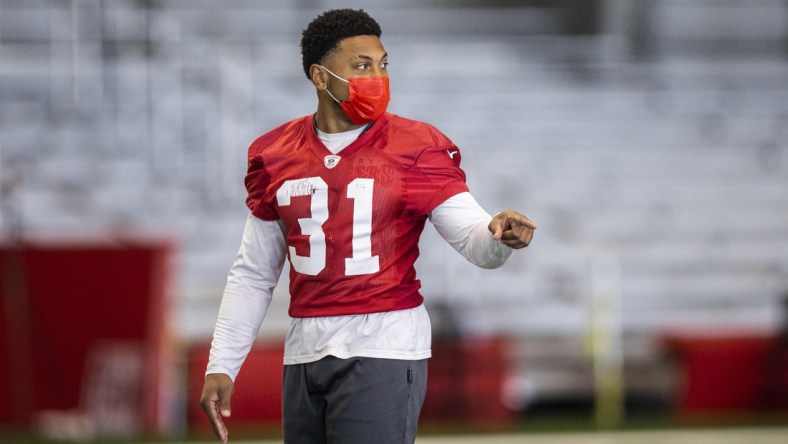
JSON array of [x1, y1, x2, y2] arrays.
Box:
[[447, 149, 459, 159], [324, 155, 341, 169]]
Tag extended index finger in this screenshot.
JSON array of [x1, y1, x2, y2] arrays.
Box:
[[505, 212, 537, 230]]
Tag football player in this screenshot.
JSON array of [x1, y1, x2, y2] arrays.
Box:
[[200, 8, 536, 444]]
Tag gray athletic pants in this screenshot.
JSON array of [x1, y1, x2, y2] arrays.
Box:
[[282, 356, 428, 444]]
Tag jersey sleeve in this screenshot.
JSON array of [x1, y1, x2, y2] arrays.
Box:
[[244, 151, 279, 221], [407, 143, 470, 216]]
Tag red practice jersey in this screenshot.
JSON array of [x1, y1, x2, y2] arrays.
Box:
[[245, 112, 469, 317]]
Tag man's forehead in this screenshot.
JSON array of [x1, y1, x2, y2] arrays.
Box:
[[335, 35, 386, 58]]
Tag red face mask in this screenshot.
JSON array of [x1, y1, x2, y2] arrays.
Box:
[[321, 66, 390, 124]]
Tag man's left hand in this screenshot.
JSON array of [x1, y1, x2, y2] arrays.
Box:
[[488, 211, 537, 249]]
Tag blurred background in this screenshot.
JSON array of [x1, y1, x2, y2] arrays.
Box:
[[1, 0, 787, 442]]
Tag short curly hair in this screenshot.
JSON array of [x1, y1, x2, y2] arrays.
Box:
[[300, 9, 382, 79]]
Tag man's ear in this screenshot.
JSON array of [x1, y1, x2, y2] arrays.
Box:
[[310, 64, 327, 90]]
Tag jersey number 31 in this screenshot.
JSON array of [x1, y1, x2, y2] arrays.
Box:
[[276, 177, 379, 276]]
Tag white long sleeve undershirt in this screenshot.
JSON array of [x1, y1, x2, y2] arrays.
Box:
[[428, 193, 513, 269], [206, 192, 513, 380]]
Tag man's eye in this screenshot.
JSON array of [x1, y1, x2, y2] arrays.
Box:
[[381, 62, 389, 69], [357, 64, 368, 70]]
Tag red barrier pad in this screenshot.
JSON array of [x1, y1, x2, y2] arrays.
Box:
[[662, 330, 786, 417], [0, 241, 172, 434], [422, 336, 516, 425]]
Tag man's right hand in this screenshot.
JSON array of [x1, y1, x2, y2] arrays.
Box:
[[200, 373, 234, 443]]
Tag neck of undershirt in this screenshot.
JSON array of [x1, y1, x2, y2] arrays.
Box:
[[316, 124, 368, 154]]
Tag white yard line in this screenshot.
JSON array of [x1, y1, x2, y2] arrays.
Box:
[[415, 427, 788, 444], [152, 427, 788, 444]]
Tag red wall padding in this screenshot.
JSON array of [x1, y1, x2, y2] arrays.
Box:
[[663, 331, 788, 417], [0, 242, 172, 432]]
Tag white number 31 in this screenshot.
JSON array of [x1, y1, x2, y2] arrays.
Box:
[[276, 177, 380, 276]]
